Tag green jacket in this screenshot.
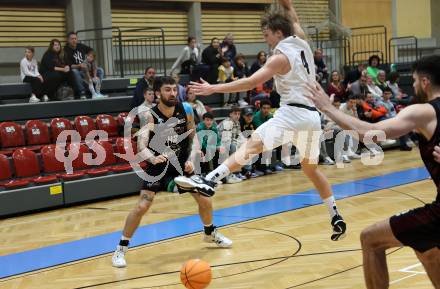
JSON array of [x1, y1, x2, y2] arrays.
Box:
[[196, 122, 221, 151], [252, 110, 273, 128]]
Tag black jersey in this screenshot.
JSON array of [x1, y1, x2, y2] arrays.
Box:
[[419, 97, 440, 201]]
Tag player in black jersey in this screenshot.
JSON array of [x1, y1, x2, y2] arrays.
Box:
[[112, 76, 232, 268], [306, 55, 440, 289]]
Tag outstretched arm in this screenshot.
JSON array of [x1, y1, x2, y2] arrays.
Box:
[[305, 81, 434, 140], [278, 0, 307, 40], [189, 53, 289, 95]]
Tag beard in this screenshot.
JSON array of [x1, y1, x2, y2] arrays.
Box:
[[414, 85, 429, 103], [161, 97, 177, 107]]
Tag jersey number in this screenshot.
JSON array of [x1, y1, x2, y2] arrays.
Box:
[[300, 51, 310, 75]]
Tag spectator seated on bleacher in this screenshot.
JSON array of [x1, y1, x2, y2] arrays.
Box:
[[379, 87, 412, 151], [339, 94, 361, 159], [131, 66, 156, 109], [197, 112, 223, 176], [359, 93, 387, 123], [376, 70, 389, 92], [64, 32, 104, 99], [239, 107, 258, 178], [82, 50, 107, 99], [138, 87, 156, 128], [387, 71, 413, 106], [218, 106, 246, 183], [201, 37, 222, 84], [253, 98, 273, 128], [171, 73, 187, 103], [366, 55, 381, 84], [314, 48, 328, 84], [347, 70, 369, 98], [40, 39, 72, 101], [170, 36, 201, 76], [367, 74, 383, 100], [20, 46, 47, 103], [186, 87, 207, 124], [233, 53, 250, 107], [327, 70, 348, 103], [343, 63, 366, 86], [220, 33, 237, 64], [250, 51, 267, 75], [218, 57, 237, 106]]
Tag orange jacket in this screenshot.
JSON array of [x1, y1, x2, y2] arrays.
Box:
[[362, 101, 387, 120]]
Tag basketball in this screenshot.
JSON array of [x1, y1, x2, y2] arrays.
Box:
[[180, 259, 212, 289]]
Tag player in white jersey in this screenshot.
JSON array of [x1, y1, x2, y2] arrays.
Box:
[[175, 0, 346, 241]]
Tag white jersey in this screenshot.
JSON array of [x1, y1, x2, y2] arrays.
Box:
[[273, 36, 316, 107]]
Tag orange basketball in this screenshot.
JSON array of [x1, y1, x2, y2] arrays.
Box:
[[180, 259, 212, 289]]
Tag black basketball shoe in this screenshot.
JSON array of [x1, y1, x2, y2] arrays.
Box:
[[174, 175, 216, 197], [331, 214, 347, 241]]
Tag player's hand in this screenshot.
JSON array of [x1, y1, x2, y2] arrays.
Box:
[[433, 145, 440, 163], [188, 78, 214, 96], [305, 80, 333, 111], [150, 155, 167, 165], [184, 161, 194, 173]]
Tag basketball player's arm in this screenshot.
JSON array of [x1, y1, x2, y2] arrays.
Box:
[[184, 105, 199, 172], [136, 112, 167, 164], [306, 81, 430, 140], [278, 0, 307, 40], [189, 54, 288, 95]]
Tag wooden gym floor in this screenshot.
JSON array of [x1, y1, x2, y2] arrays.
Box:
[[0, 149, 436, 289]]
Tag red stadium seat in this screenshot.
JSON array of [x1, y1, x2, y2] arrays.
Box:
[[50, 118, 73, 143], [12, 148, 57, 184], [74, 116, 96, 140], [96, 114, 118, 137], [0, 122, 25, 148], [0, 153, 30, 189], [25, 120, 50, 146], [69, 143, 90, 170], [94, 140, 132, 172], [115, 137, 137, 163], [41, 145, 85, 181]]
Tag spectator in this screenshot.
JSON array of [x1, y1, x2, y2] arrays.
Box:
[[253, 98, 273, 128], [197, 112, 223, 175], [186, 87, 207, 124], [327, 70, 348, 102], [64, 31, 104, 99], [171, 73, 187, 103], [218, 57, 237, 106], [201, 37, 222, 84], [240, 107, 259, 177], [233, 53, 250, 107], [220, 33, 237, 63], [138, 87, 156, 127], [347, 70, 369, 97], [20, 46, 46, 103], [218, 106, 245, 183], [314, 48, 328, 83], [343, 63, 366, 86], [379, 87, 412, 151], [250, 51, 267, 75], [170, 36, 201, 75], [339, 94, 361, 159], [387, 71, 413, 105], [360, 93, 387, 122], [131, 66, 156, 109], [367, 74, 383, 100], [376, 70, 389, 92], [82, 50, 106, 99], [40, 39, 72, 101], [366, 55, 381, 84]]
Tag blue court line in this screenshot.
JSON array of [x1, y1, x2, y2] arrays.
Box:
[[0, 166, 430, 279]]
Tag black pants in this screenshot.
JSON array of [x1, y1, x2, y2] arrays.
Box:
[[42, 71, 68, 100], [23, 76, 44, 98]]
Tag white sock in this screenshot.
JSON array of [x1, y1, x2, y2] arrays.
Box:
[[206, 164, 230, 182], [89, 83, 96, 95], [121, 236, 130, 241], [323, 196, 338, 218]]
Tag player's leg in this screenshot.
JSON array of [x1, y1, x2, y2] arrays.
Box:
[[415, 247, 440, 288], [300, 158, 346, 240], [112, 189, 156, 267], [190, 192, 232, 248], [360, 218, 402, 289]]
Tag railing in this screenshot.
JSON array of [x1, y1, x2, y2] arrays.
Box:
[[77, 27, 166, 78], [349, 25, 387, 66], [318, 38, 350, 73], [388, 36, 418, 65]]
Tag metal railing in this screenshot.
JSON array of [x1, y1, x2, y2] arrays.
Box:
[[318, 38, 350, 73], [349, 26, 388, 66], [77, 27, 166, 78], [388, 36, 418, 65]]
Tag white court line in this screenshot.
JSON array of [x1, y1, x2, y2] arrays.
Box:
[[390, 263, 426, 285]]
